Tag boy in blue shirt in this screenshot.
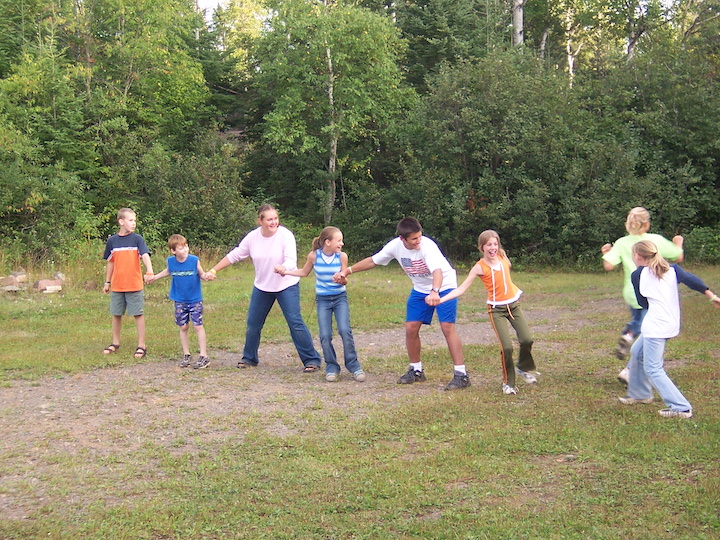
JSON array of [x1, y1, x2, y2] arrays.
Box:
[[149, 234, 212, 369]]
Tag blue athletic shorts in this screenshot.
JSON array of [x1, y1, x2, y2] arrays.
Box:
[[174, 301, 204, 327], [406, 288, 457, 324]]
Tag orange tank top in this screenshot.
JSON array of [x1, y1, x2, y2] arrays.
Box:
[[478, 256, 521, 306]]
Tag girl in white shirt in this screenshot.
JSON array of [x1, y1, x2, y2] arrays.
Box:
[[619, 240, 720, 418]]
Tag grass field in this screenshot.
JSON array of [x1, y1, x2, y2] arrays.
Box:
[[1, 261, 719, 539]]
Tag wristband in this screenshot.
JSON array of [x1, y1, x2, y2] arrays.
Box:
[[347, 266, 352, 275], [711, 294, 718, 302], [208, 268, 217, 275], [105, 281, 111, 285]]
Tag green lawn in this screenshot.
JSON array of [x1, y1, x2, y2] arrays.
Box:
[[1, 263, 719, 538]]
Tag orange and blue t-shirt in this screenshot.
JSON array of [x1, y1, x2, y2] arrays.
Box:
[[103, 233, 150, 292]]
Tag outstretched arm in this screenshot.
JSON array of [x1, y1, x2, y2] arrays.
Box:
[[148, 268, 170, 284], [337, 256, 376, 280], [437, 263, 484, 304], [205, 256, 232, 281], [278, 251, 315, 277]]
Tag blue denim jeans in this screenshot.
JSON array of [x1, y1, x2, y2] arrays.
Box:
[[317, 292, 361, 375], [623, 307, 647, 338], [242, 284, 322, 368], [627, 335, 692, 412]]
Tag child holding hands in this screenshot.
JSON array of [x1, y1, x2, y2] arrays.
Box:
[[437, 230, 538, 395], [148, 234, 212, 369], [277, 227, 365, 382]]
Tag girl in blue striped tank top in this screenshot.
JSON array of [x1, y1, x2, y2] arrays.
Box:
[[277, 227, 365, 382]]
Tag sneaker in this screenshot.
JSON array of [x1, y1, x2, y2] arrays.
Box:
[[618, 395, 653, 405], [502, 384, 517, 395], [193, 356, 210, 369], [179, 354, 192, 368], [325, 372, 339, 382], [444, 372, 471, 391], [353, 370, 366, 382], [617, 367, 630, 385], [615, 334, 633, 360], [658, 408, 693, 419], [397, 368, 426, 384], [516, 368, 537, 384]]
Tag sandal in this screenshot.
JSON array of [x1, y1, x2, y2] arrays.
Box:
[[134, 347, 147, 359], [303, 365, 320, 373], [103, 344, 120, 355]]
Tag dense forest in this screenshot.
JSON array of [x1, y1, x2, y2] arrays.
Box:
[[1, 0, 719, 266]]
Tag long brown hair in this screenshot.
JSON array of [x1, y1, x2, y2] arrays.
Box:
[[478, 230, 507, 258], [633, 240, 670, 278], [312, 227, 341, 251]]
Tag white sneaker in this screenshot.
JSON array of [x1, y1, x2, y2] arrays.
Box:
[[516, 368, 537, 384], [353, 370, 366, 382], [325, 372, 339, 382], [618, 395, 653, 405], [502, 384, 517, 395], [658, 408, 693, 419], [617, 367, 630, 385]]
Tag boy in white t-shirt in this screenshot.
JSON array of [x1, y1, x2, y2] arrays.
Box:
[[337, 218, 469, 390]]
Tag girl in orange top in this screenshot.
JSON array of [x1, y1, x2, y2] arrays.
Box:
[[439, 230, 538, 394]]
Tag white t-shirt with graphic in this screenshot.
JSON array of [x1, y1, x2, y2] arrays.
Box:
[[371, 236, 457, 294]]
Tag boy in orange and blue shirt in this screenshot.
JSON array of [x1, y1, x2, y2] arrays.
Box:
[[102, 208, 154, 359]]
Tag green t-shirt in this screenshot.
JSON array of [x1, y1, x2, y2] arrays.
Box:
[[602, 233, 683, 308]]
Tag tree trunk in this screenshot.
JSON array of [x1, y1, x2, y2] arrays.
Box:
[[325, 43, 337, 225], [512, 0, 524, 46]]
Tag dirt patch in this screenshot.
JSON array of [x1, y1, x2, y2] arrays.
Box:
[[0, 302, 616, 521]]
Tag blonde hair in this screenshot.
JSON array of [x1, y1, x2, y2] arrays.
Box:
[[478, 230, 507, 258], [625, 207, 651, 235], [312, 227, 341, 251], [168, 234, 188, 250], [633, 240, 670, 278], [117, 207, 135, 221]]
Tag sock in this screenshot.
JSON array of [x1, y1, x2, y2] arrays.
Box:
[[454, 365, 467, 375], [410, 362, 422, 372]]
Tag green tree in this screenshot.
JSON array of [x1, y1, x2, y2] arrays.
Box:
[[253, 0, 414, 224]]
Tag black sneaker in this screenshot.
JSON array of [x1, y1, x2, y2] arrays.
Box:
[[193, 356, 210, 369], [179, 355, 192, 368], [444, 372, 471, 391], [397, 368, 426, 384]]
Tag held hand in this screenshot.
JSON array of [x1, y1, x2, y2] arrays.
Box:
[[274, 265, 286, 276], [144, 273, 154, 284], [332, 271, 347, 283], [711, 294, 720, 308], [425, 291, 441, 306], [601, 243, 611, 254]]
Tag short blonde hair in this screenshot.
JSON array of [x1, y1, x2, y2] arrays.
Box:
[[168, 234, 188, 250], [625, 207, 650, 235], [117, 207, 135, 221]]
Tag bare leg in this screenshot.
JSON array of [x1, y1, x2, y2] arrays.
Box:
[[440, 322, 464, 366], [135, 314, 146, 353], [405, 321, 423, 363], [179, 324, 190, 355], [195, 325, 208, 357]]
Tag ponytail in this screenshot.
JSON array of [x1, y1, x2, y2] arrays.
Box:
[[312, 226, 341, 251], [633, 240, 670, 278]]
